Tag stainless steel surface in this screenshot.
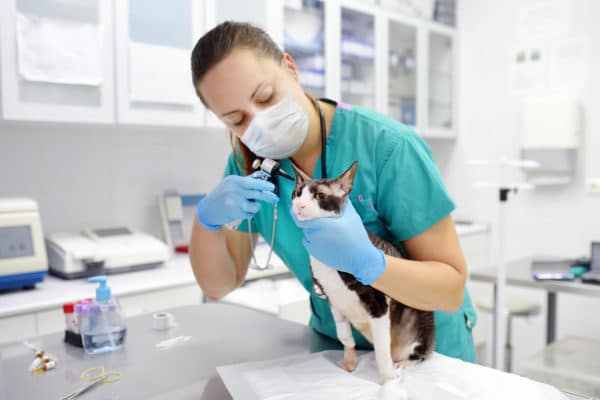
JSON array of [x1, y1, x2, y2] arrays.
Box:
[[470, 258, 600, 343], [470, 258, 600, 297], [0, 303, 342, 400]]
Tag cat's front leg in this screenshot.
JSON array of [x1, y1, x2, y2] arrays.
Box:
[[330, 306, 358, 372], [370, 314, 397, 384]]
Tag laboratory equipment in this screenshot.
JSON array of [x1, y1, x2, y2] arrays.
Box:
[[581, 242, 600, 284], [531, 257, 575, 281], [158, 192, 205, 252], [0, 197, 48, 291], [79, 276, 127, 354], [45, 226, 170, 279]]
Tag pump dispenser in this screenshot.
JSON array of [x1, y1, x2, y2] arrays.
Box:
[[89, 276, 111, 301], [80, 275, 127, 354]]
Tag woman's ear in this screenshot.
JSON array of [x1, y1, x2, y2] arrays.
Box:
[[282, 53, 299, 81]]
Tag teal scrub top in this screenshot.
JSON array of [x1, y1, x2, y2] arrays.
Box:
[[223, 100, 478, 363]]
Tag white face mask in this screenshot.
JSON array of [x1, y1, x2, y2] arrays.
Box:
[[240, 94, 309, 159]]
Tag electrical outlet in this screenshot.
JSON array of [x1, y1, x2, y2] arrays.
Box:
[[586, 178, 600, 194]]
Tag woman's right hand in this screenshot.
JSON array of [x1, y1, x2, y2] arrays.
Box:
[[196, 174, 279, 230]]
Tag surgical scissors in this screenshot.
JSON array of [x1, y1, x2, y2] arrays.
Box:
[[59, 366, 122, 400]]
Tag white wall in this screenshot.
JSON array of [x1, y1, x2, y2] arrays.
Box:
[[0, 122, 230, 237], [428, 0, 600, 371]]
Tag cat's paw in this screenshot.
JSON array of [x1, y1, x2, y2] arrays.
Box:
[[379, 369, 398, 385], [338, 348, 358, 372], [379, 379, 409, 400]]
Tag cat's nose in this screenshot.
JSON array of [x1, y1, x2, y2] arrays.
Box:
[[299, 204, 306, 209]]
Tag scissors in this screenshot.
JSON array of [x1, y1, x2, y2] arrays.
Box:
[[59, 366, 122, 400]]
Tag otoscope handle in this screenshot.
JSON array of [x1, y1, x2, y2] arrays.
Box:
[[251, 169, 279, 196]]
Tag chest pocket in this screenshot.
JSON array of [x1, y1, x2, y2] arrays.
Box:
[[350, 193, 386, 239], [351, 193, 408, 257]]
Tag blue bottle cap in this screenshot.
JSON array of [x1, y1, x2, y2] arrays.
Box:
[[88, 275, 111, 302]]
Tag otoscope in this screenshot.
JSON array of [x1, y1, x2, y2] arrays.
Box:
[[251, 158, 294, 196], [245, 158, 293, 271]]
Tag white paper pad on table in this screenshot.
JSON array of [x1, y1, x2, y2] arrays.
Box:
[[217, 350, 568, 400]]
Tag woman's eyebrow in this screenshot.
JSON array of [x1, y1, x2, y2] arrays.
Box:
[[220, 81, 266, 117]]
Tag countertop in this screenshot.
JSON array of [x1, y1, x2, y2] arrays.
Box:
[[0, 223, 488, 319], [0, 245, 290, 318]]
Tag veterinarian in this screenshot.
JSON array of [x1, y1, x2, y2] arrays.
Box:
[[188, 21, 478, 363]]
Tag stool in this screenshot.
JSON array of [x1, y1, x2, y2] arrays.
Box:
[[475, 295, 541, 372]]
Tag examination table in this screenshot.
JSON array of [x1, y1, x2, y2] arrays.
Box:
[[0, 303, 576, 399]]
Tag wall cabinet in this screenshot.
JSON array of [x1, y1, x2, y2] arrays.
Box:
[[114, 0, 205, 126], [0, 0, 457, 138], [0, 0, 115, 123]]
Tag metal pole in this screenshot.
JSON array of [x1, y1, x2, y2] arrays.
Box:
[[493, 188, 509, 370]]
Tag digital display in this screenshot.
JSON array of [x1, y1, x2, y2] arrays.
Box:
[[0, 225, 34, 260], [92, 227, 132, 237]]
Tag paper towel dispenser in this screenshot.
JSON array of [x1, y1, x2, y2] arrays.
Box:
[[520, 96, 582, 185]]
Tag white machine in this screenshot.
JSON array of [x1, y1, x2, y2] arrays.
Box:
[[46, 226, 170, 279], [0, 198, 48, 291]]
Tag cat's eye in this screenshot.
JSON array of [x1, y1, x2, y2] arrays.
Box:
[[314, 193, 325, 200], [294, 189, 302, 197]]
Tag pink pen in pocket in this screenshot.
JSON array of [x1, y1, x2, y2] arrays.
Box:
[[357, 194, 376, 212]]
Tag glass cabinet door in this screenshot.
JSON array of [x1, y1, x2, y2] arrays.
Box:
[[428, 32, 453, 131], [284, 0, 325, 99], [340, 7, 375, 108], [0, 0, 114, 122], [114, 0, 204, 126], [388, 20, 417, 127]]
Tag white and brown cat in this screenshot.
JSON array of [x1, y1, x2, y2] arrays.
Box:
[[291, 161, 435, 384]]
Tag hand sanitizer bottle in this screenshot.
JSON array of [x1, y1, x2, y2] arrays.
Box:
[[81, 276, 127, 354]]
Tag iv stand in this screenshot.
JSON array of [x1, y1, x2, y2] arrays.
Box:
[[469, 158, 538, 370]]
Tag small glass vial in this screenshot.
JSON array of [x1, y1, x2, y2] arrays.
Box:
[[63, 303, 78, 333]]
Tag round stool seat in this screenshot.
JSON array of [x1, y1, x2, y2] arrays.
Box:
[[475, 295, 541, 317]]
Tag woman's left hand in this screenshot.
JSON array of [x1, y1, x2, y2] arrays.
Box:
[[291, 201, 386, 285]]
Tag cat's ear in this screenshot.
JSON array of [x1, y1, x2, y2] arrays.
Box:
[[291, 163, 311, 185], [333, 161, 358, 196]]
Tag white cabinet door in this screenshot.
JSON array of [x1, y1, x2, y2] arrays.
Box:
[[339, 3, 377, 109], [386, 16, 419, 128], [283, 1, 327, 100], [0, 314, 36, 344], [422, 23, 456, 138], [0, 0, 115, 123], [203, 0, 283, 129], [114, 0, 205, 126]]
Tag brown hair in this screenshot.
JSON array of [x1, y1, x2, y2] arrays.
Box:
[[190, 21, 284, 175]]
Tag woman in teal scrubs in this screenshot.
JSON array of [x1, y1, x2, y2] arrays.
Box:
[[188, 21, 477, 363]]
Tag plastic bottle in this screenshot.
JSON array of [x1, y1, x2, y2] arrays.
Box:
[[80, 276, 127, 354]]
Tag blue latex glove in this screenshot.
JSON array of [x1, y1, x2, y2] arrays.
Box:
[[197, 173, 279, 230], [292, 201, 386, 285]]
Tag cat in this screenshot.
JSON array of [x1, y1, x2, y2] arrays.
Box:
[[291, 160, 435, 384]]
